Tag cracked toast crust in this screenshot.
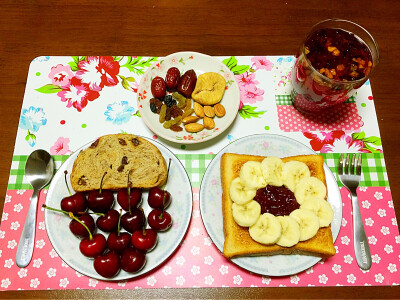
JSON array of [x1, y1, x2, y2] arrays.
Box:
[[221, 153, 336, 259]]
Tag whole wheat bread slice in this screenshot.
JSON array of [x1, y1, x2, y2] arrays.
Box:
[[221, 152, 336, 259], [70, 134, 167, 192]]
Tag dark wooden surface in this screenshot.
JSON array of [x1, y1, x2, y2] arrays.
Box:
[[1, 0, 399, 298]]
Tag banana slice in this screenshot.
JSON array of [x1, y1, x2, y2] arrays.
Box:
[[261, 156, 284, 186], [294, 176, 327, 204], [239, 161, 266, 190], [232, 201, 261, 227], [276, 215, 301, 247], [301, 198, 334, 227], [289, 209, 320, 241], [249, 213, 282, 245], [229, 177, 257, 205], [282, 161, 311, 192]]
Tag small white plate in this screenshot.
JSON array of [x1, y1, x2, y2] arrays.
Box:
[[44, 137, 193, 281], [200, 134, 342, 276], [137, 51, 240, 144]]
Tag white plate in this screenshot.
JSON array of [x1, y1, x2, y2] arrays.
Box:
[[200, 134, 342, 276], [137, 51, 240, 144], [44, 137, 193, 281]]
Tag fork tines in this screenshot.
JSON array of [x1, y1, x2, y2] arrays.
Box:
[[339, 153, 362, 175]]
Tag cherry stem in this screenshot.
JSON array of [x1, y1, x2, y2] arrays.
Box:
[[117, 209, 122, 236], [161, 158, 172, 191], [42, 204, 93, 240], [64, 170, 72, 196], [127, 172, 131, 213], [99, 171, 107, 195], [158, 210, 164, 220], [141, 208, 146, 235]]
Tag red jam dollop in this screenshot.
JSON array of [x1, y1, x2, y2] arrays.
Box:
[[253, 185, 300, 216]]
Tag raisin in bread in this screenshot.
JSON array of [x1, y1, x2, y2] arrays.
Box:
[[221, 153, 336, 259], [70, 134, 167, 192]]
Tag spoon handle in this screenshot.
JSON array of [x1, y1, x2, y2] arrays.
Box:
[[16, 188, 40, 268]]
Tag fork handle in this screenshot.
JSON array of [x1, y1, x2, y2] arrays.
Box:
[[350, 191, 372, 270]]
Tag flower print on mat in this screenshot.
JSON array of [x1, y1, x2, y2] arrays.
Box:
[[104, 101, 135, 125], [50, 137, 71, 155], [223, 56, 266, 120], [19, 106, 47, 147], [303, 130, 382, 153], [36, 56, 158, 112]]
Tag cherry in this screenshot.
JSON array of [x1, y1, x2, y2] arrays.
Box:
[[60, 171, 87, 214], [147, 159, 172, 209], [87, 172, 114, 213], [117, 188, 142, 211], [148, 210, 172, 232], [121, 208, 145, 233], [80, 233, 106, 258], [107, 210, 131, 253], [131, 228, 158, 252], [93, 250, 120, 278], [96, 209, 119, 232], [120, 246, 146, 273], [69, 214, 96, 238]]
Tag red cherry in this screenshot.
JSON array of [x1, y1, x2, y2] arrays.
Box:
[[121, 208, 145, 233], [148, 210, 172, 232], [93, 251, 120, 278], [87, 190, 114, 213], [117, 188, 142, 211], [61, 192, 87, 214], [96, 209, 119, 232], [131, 228, 158, 252], [147, 187, 171, 210], [107, 231, 131, 253], [120, 247, 146, 273], [69, 214, 96, 239], [79, 233, 106, 258]]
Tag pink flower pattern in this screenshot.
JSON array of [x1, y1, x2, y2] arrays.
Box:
[[48, 64, 74, 88], [50, 137, 71, 155], [239, 84, 264, 104], [251, 56, 273, 71]]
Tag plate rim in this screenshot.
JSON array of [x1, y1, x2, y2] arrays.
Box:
[[199, 133, 342, 276], [137, 51, 240, 144], [44, 135, 193, 281]]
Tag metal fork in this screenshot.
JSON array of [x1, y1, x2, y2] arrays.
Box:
[[338, 153, 372, 270]]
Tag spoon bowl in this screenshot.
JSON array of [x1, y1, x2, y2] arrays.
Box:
[[16, 149, 54, 268]]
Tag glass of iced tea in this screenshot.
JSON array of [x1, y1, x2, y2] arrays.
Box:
[[291, 19, 379, 113]]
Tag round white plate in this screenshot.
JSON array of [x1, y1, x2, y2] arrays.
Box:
[[200, 134, 342, 276], [137, 51, 240, 144], [44, 137, 193, 281]]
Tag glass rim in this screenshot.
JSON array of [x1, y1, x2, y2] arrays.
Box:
[[301, 18, 379, 85]]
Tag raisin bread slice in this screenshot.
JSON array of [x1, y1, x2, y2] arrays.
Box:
[[70, 134, 167, 192]]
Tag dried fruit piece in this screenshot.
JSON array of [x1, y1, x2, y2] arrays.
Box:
[[214, 103, 226, 117], [184, 99, 192, 111], [118, 138, 127, 146], [191, 72, 226, 105], [185, 123, 205, 133], [204, 106, 215, 118], [165, 107, 171, 121], [182, 108, 194, 119], [159, 104, 167, 123], [170, 124, 183, 132], [163, 120, 174, 129], [151, 76, 166, 99], [182, 116, 200, 125], [177, 69, 197, 98], [165, 67, 181, 92], [203, 116, 215, 129], [193, 102, 205, 118], [170, 105, 183, 118]]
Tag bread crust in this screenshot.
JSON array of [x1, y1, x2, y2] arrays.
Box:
[[70, 134, 167, 192], [221, 153, 336, 259]]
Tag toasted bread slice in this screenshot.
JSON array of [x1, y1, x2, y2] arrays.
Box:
[[71, 134, 167, 192], [221, 153, 335, 259]]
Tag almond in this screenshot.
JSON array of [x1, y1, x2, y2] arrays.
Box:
[[193, 102, 205, 118], [204, 105, 215, 118], [182, 116, 200, 125], [214, 103, 226, 117], [185, 123, 205, 133], [203, 116, 215, 130]]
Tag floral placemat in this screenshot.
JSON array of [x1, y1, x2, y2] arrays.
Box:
[[0, 55, 398, 290]]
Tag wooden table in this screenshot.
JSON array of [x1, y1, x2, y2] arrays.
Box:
[[1, 0, 399, 298]]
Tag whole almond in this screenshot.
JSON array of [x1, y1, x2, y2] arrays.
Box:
[[185, 123, 205, 133], [214, 103, 226, 117], [204, 106, 215, 118], [193, 102, 205, 118], [182, 115, 200, 125], [203, 116, 215, 130]]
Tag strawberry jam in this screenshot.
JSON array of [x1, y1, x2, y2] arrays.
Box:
[[253, 185, 299, 216]]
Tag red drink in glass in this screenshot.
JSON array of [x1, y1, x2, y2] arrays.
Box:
[[291, 19, 379, 114]]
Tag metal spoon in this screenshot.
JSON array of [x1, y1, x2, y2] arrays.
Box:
[[16, 150, 54, 268]]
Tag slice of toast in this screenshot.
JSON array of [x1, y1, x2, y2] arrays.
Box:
[[221, 152, 336, 259], [70, 134, 167, 192]]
